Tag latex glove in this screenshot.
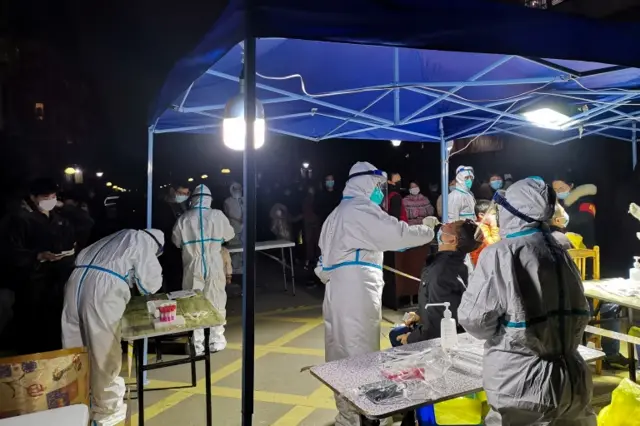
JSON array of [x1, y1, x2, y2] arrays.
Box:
[[630, 203, 640, 221], [396, 333, 410, 345], [422, 216, 440, 229]]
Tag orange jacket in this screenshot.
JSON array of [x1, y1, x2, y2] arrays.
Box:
[[470, 223, 500, 266]]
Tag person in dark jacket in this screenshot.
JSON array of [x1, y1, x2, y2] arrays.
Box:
[[384, 172, 406, 222], [58, 189, 95, 251], [552, 178, 597, 248], [392, 220, 482, 346], [6, 178, 76, 354], [317, 174, 341, 225], [153, 183, 190, 292]]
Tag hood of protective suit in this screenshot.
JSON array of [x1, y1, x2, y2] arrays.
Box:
[[499, 177, 554, 237], [142, 228, 165, 254], [455, 166, 474, 190], [230, 182, 242, 198], [191, 184, 212, 209], [343, 161, 385, 199]]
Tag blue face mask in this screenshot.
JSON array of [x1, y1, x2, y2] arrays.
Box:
[[449, 186, 455, 192], [490, 180, 503, 190], [370, 187, 385, 205], [176, 195, 189, 203], [465, 179, 473, 190], [325, 180, 335, 188], [557, 191, 570, 200]]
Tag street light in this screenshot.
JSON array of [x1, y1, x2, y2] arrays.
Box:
[[391, 139, 402, 147], [96, 171, 104, 178]]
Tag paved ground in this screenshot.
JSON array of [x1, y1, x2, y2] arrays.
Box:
[[117, 259, 626, 425]]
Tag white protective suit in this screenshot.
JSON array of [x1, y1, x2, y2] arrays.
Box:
[[447, 165, 476, 222], [61, 229, 164, 426], [173, 184, 235, 353], [315, 161, 435, 426], [458, 178, 596, 426], [223, 182, 244, 274]]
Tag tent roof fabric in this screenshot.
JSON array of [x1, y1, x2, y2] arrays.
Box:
[[151, 0, 640, 145]]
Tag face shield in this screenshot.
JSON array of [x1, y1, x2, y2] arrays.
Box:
[[347, 169, 387, 205]]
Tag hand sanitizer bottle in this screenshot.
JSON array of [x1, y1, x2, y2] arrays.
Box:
[[630, 257, 640, 282], [440, 302, 459, 350]]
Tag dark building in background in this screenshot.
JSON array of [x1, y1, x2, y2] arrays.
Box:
[[0, 37, 97, 188]]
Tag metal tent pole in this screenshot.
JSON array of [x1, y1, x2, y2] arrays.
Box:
[[440, 119, 449, 222], [241, 4, 257, 425], [143, 125, 155, 385], [633, 122, 638, 170]]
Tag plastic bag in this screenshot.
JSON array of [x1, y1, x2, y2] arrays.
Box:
[[598, 379, 640, 426], [381, 348, 451, 384]]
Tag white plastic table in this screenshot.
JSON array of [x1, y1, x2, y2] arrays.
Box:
[[583, 278, 640, 381], [226, 240, 296, 295], [0, 405, 89, 426], [310, 334, 604, 423]]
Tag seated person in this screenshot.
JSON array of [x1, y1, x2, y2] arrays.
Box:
[[392, 220, 483, 346], [470, 199, 500, 267]]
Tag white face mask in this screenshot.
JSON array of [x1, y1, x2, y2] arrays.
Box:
[[409, 187, 420, 195], [39, 198, 58, 212]]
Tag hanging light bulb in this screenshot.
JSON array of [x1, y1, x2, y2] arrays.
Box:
[[188, 177, 194, 182], [201, 174, 208, 179], [302, 162, 310, 169], [222, 55, 266, 151], [96, 171, 104, 178], [106, 182, 113, 187], [390, 140, 402, 147], [64, 167, 77, 175]]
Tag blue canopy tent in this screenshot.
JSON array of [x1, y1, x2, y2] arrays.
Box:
[[149, 0, 640, 423]]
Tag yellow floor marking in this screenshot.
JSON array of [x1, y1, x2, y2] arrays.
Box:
[[226, 343, 324, 357], [265, 316, 319, 324], [266, 319, 322, 347], [132, 317, 324, 422], [271, 406, 317, 426], [211, 386, 335, 409], [118, 390, 193, 426]]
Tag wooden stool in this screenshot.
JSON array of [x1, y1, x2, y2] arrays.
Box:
[[569, 246, 602, 374]]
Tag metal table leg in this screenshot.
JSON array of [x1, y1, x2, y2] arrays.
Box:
[[142, 337, 149, 385], [288, 247, 296, 296], [189, 331, 197, 387], [204, 328, 213, 425], [281, 247, 288, 292], [629, 308, 637, 382], [135, 339, 145, 426]]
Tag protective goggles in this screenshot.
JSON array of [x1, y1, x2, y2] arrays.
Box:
[[347, 169, 387, 181], [143, 230, 164, 256]]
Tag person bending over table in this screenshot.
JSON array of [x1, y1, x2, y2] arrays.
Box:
[[392, 220, 482, 346], [61, 229, 164, 426], [458, 177, 596, 426]]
